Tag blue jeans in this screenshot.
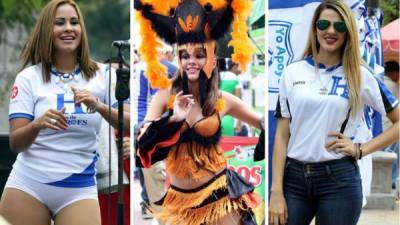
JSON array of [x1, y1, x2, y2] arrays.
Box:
[[284, 157, 362, 225]]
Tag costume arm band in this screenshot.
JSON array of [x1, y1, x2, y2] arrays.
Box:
[[136, 112, 184, 167]]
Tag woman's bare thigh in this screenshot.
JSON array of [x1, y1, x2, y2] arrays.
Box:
[[54, 199, 100, 225], [0, 188, 51, 225]]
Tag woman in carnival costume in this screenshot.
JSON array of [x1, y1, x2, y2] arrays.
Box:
[[0, 1, 129, 224], [134, 0, 264, 224]]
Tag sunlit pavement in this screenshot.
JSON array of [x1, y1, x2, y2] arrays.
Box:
[[358, 200, 399, 225], [133, 177, 159, 225]]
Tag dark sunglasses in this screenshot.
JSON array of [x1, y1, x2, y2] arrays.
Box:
[[316, 19, 347, 33]]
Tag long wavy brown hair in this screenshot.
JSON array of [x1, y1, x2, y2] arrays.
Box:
[[170, 67, 221, 174], [20, 0, 98, 82]]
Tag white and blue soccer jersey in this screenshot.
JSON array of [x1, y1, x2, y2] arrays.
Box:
[[269, 0, 373, 110], [268, 0, 323, 187], [9, 63, 117, 187], [275, 58, 398, 162]]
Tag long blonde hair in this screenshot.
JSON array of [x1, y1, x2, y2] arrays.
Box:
[[20, 0, 98, 82], [302, 0, 361, 115]]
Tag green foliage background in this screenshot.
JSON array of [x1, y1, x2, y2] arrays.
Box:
[[0, 0, 130, 110], [0, 0, 130, 61], [380, 0, 399, 26]]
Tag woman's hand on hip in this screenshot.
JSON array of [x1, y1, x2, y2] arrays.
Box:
[[33, 107, 68, 131], [325, 131, 358, 158], [269, 191, 288, 225]]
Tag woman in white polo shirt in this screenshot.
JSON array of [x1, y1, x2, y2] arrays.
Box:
[[269, 1, 399, 225], [0, 1, 129, 225]]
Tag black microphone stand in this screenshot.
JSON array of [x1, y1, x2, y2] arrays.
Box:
[[113, 45, 130, 225]]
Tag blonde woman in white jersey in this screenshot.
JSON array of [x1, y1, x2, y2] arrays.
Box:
[[0, 1, 129, 225], [269, 1, 399, 225]]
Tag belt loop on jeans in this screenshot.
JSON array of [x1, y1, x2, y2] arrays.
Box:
[[325, 165, 331, 176]]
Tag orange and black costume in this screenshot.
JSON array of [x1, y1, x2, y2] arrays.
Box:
[[134, 0, 261, 224], [135, 103, 260, 225]]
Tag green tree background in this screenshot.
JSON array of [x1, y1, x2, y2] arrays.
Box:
[[0, 0, 130, 132], [0, 0, 130, 60], [380, 0, 399, 26]]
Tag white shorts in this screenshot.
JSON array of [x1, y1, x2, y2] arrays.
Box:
[[4, 169, 98, 216]]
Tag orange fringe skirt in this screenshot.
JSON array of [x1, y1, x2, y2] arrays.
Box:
[[154, 169, 260, 225]]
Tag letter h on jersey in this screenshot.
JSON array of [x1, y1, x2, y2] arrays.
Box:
[[329, 76, 350, 99], [57, 94, 85, 114]]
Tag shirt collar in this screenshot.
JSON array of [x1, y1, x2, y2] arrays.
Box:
[[305, 56, 342, 72]]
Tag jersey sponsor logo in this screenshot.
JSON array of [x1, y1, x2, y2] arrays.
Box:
[[293, 81, 306, 86], [65, 114, 88, 126], [10, 86, 19, 99]]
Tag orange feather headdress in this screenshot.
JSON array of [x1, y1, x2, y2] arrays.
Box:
[[134, 0, 254, 90]]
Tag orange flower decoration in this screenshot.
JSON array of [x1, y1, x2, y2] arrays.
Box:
[[214, 98, 225, 112]]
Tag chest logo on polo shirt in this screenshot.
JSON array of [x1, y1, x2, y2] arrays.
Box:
[[56, 93, 89, 126], [57, 94, 85, 114], [328, 76, 349, 99]]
